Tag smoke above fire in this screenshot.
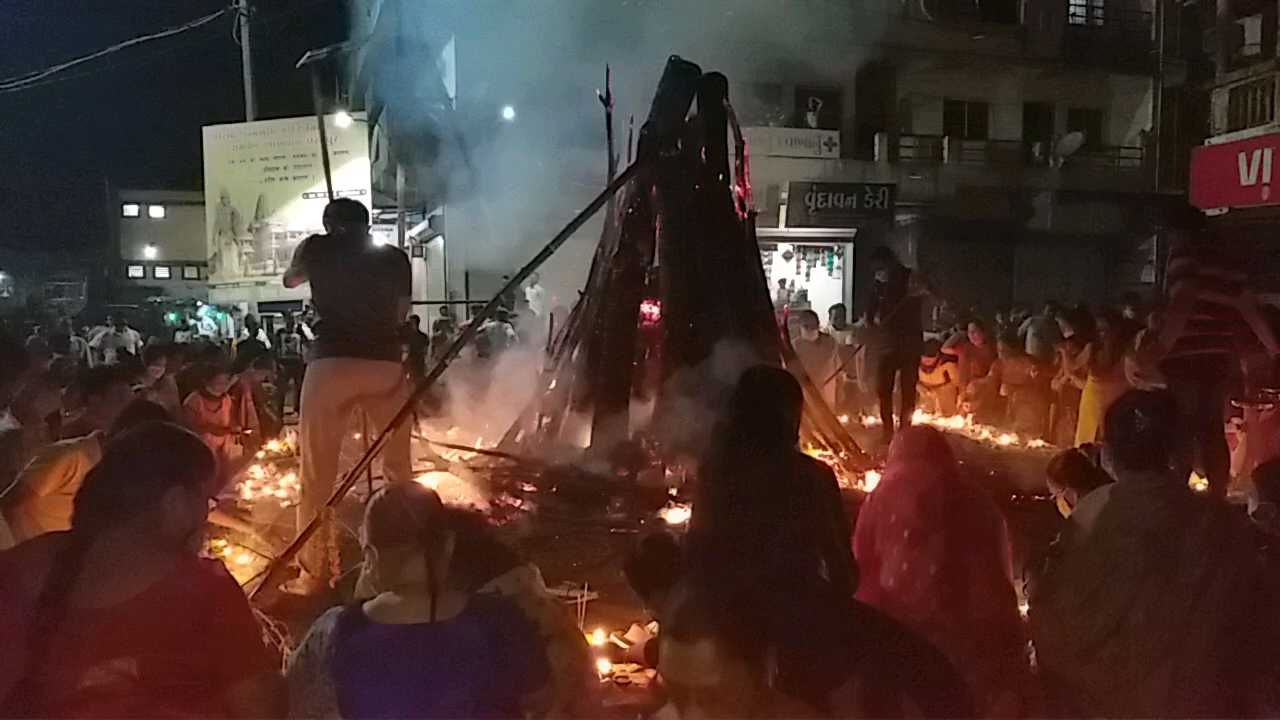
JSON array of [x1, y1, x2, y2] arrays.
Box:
[[348, 0, 881, 305]]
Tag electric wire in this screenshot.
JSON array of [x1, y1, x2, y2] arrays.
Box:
[[0, 7, 231, 91]]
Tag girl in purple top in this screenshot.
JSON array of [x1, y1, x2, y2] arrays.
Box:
[[286, 484, 548, 719]]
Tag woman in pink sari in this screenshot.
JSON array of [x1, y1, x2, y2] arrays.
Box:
[[853, 426, 1030, 716]]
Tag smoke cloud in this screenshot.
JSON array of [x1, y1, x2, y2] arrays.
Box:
[[351, 0, 881, 305]]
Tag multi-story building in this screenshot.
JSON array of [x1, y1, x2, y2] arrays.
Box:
[[1189, 0, 1280, 293], [349, 0, 1201, 316], [739, 0, 1202, 316], [112, 189, 209, 302]]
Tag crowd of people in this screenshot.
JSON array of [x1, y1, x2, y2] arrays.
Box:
[[3, 198, 1280, 717], [791, 242, 1280, 499]]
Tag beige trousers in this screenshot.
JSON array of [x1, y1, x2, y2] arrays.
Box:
[[298, 357, 412, 582]]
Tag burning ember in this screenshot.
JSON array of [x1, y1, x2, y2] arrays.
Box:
[[413, 470, 490, 509], [1188, 471, 1209, 493], [657, 502, 692, 526], [851, 409, 1055, 451], [237, 463, 300, 506], [237, 432, 302, 507], [638, 297, 662, 326], [207, 536, 269, 586], [801, 444, 881, 492]]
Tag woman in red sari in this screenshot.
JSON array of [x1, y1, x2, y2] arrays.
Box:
[[0, 422, 281, 718], [853, 426, 1030, 716]]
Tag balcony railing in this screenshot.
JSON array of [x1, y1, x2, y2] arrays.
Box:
[[891, 133, 1144, 170]]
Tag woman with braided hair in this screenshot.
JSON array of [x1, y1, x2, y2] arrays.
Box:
[[286, 483, 552, 719], [0, 421, 281, 717]]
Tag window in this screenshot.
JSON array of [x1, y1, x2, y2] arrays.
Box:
[[1068, 0, 1105, 26], [121, 203, 141, 218], [147, 204, 166, 219], [182, 265, 201, 280], [733, 82, 786, 126], [153, 266, 172, 280], [1066, 107, 1105, 148], [1227, 76, 1276, 132], [126, 265, 145, 279], [1022, 103, 1055, 143], [1237, 15, 1263, 58], [943, 99, 990, 140], [794, 86, 842, 130]]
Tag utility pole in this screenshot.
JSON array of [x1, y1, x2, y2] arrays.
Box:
[[238, 0, 256, 121]]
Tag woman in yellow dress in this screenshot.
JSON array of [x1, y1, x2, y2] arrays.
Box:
[[1074, 309, 1131, 446]]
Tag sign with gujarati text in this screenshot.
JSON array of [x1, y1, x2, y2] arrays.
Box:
[[1189, 131, 1280, 210], [201, 114, 371, 285], [785, 182, 895, 227], [742, 126, 841, 159]]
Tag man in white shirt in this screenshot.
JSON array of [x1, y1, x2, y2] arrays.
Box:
[[88, 315, 143, 365], [524, 272, 548, 318], [238, 313, 272, 349]]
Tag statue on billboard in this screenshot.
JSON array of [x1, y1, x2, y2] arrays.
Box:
[[211, 187, 245, 279]]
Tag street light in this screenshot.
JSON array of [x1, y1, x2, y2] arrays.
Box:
[[143, 244, 158, 260], [500, 105, 516, 122], [334, 110, 353, 128]]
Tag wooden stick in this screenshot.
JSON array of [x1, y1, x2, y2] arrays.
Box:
[[598, 64, 616, 183], [249, 159, 648, 601], [424, 438, 547, 468]]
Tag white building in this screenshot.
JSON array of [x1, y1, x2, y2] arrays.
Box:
[[113, 189, 209, 302]]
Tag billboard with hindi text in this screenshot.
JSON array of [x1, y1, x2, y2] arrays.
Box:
[[201, 113, 371, 285]]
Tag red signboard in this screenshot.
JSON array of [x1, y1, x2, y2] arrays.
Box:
[[1189, 132, 1280, 210]]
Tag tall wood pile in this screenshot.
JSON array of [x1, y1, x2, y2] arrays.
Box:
[[501, 56, 869, 478]]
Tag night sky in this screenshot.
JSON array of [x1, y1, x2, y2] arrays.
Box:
[[0, 0, 349, 253]]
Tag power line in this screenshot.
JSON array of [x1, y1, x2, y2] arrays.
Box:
[[0, 0, 333, 97], [0, 7, 231, 92]]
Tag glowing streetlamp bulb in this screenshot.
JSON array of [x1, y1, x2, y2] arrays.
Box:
[[143, 244, 158, 260], [334, 110, 353, 128], [500, 105, 516, 122]]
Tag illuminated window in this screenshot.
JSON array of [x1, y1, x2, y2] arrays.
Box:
[[182, 265, 201, 280], [126, 265, 145, 279], [147, 204, 166, 219], [1068, 0, 1105, 26], [153, 266, 172, 280], [121, 203, 141, 218]]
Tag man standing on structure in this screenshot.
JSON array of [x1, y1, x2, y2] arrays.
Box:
[[866, 246, 926, 445], [282, 199, 413, 594]]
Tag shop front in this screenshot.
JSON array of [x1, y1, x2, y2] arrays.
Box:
[[759, 181, 895, 318], [1189, 130, 1280, 296]]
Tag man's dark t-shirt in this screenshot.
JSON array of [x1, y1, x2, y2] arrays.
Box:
[[867, 264, 923, 355], [292, 234, 411, 362]]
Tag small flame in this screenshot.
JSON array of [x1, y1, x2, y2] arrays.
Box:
[[589, 628, 607, 646], [861, 469, 881, 492], [595, 657, 613, 676], [658, 503, 692, 526], [1188, 472, 1209, 493]]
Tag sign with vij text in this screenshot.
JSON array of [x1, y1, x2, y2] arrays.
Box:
[[201, 114, 371, 284], [785, 182, 895, 227], [1189, 131, 1280, 210]]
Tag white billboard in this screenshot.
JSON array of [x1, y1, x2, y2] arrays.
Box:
[[201, 113, 371, 284]]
